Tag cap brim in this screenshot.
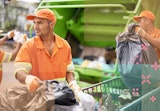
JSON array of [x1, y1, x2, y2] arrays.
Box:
[[26, 15, 36, 20], [133, 16, 142, 22], [26, 15, 50, 21]]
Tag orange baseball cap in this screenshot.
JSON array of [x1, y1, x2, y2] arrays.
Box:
[[26, 9, 56, 23], [134, 10, 155, 22]]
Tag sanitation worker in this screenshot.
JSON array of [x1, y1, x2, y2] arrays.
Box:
[[14, 9, 80, 98], [0, 30, 27, 83], [134, 10, 160, 59]]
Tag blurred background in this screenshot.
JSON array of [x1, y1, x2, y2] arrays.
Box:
[[0, 0, 41, 34]]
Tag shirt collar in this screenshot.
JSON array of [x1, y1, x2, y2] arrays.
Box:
[[35, 33, 64, 49]]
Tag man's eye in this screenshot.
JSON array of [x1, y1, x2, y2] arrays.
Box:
[[39, 22, 43, 24]]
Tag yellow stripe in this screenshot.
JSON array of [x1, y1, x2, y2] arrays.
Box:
[[67, 62, 75, 71], [2, 52, 12, 62], [54, 78, 66, 82], [14, 62, 32, 75], [67, 70, 74, 73]]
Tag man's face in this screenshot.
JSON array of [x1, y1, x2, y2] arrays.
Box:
[[137, 17, 149, 31], [33, 17, 52, 36]]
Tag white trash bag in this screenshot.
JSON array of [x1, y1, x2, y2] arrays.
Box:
[[76, 91, 96, 111]]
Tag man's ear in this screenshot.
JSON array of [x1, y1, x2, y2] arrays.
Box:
[[50, 22, 54, 28]]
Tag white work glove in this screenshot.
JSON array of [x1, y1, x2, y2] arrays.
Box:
[[25, 75, 40, 93], [13, 31, 29, 44], [135, 27, 147, 38], [7, 30, 16, 39], [68, 80, 81, 102], [69, 81, 96, 110], [18, 33, 29, 44]]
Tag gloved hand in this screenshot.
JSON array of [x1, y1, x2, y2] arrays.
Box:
[[135, 27, 146, 38], [7, 30, 15, 39], [25, 75, 40, 93], [18, 33, 29, 44], [13, 31, 29, 44], [69, 80, 81, 102]]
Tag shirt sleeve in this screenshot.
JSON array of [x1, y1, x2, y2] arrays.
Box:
[[0, 50, 12, 62], [14, 42, 32, 74], [66, 44, 74, 73]]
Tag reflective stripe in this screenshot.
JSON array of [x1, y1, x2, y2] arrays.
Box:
[[14, 62, 32, 74], [67, 70, 74, 73], [54, 77, 66, 82], [67, 62, 75, 72], [2, 52, 12, 62]]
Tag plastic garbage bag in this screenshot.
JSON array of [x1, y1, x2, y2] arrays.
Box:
[[0, 80, 77, 111], [118, 89, 132, 106], [116, 23, 159, 95], [45, 80, 77, 106], [75, 91, 96, 111]]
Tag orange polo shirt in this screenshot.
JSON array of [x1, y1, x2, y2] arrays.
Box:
[[14, 34, 74, 80], [150, 27, 160, 59], [0, 50, 12, 83]]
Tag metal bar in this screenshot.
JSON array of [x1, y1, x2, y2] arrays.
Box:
[[38, 4, 127, 11], [119, 87, 160, 111], [42, 0, 83, 3], [133, 0, 142, 14], [82, 77, 120, 91]]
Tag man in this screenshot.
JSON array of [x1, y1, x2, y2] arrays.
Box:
[[14, 9, 80, 94], [134, 10, 160, 59], [0, 30, 27, 83]]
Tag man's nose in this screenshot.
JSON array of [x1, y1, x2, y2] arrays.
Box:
[[34, 24, 38, 30]]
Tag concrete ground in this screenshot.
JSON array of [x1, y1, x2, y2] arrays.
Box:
[[0, 61, 24, 92]]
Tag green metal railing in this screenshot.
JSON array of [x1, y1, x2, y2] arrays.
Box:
[[119, 87, 160, 111]]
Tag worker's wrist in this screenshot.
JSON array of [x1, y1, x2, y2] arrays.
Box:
[[68, 80, 77, 87], [143, 33, 148, 39], [15, 70, 29, 84], [69, 80, 81, 92], [25, 75, 37, 85]]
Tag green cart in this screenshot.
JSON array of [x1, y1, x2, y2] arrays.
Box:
[[82, 77, 160, 111]]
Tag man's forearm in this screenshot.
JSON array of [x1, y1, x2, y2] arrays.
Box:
[[0, 36, 8, 46], [66, 72, 75, 83], [11, 43, 22, 61], [145, 33, 160, 50], [15, 70, 28, 84]]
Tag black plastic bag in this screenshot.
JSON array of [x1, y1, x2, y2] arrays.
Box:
[[45, 80, 78, 106]]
